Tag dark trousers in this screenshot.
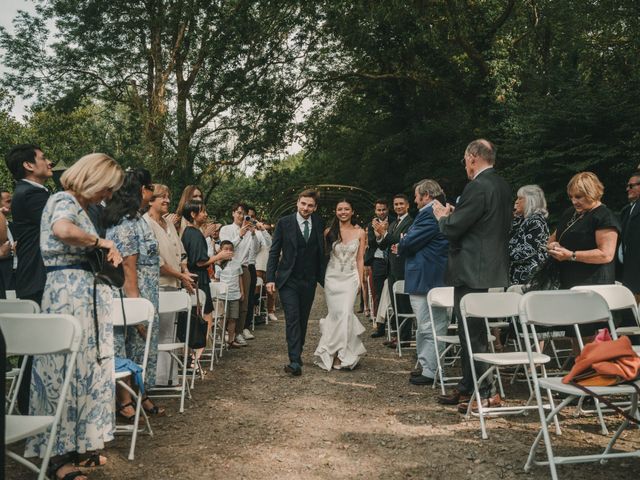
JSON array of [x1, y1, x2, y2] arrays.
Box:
[[371, 258, 387, 317], [244, 264, 257, 329], [17, 290, 43, 415], [388, 274, 412, 340], [279, 277, 316, 365], [454, 285, 492, 397]]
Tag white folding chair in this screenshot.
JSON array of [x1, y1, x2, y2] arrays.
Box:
[[391, 280, 416, 357], [519, 290, 640, 479], [427, 287, 460, 394], [189, 288, 207, 388], [151, 290, 192, 413], [112, 297, 155, 460], [5, 290, 17, 299], [0, 299, 41, 413], [210, 281, 229, 370], [253, 277, 267, 329], [2, 313, 82, 480], [459, 292, 554, 439], [572, 284, 640, 337]]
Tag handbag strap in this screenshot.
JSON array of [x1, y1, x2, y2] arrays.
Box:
[[570, 380, 640, 425], [193, 278, 202, 315], [92, 277, 101, 364]]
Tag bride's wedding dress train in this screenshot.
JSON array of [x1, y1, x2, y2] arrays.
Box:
[[314, 239, 366, 371]]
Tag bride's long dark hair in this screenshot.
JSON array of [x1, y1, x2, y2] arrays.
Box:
[[325, 198, 356, 254]]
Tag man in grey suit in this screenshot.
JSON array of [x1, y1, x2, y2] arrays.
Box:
[[433, 139, 512, 410]]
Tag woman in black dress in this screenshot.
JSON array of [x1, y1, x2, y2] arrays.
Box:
[[180, 201, 233, 357], [547, 172, 620, 341]]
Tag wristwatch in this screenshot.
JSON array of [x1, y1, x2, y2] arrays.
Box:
[[570, 251, 577, 262]]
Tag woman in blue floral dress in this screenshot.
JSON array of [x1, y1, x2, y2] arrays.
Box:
[[25, 153, 123, 480], [104, 168, 164, 419]]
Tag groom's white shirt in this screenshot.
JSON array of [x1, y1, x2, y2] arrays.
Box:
[[296, 212, 312, 236]]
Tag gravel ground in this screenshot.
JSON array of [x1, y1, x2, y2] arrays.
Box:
[[7, 288, 640, 479]]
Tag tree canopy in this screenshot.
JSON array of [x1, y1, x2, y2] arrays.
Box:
[[1, 1, 638, 221]]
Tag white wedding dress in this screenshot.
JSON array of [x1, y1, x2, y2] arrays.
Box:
[[314, 238, 367, 371]]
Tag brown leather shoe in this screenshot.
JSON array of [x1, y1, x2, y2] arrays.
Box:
[[437, 389, 471, 405], [382, 337, 397, 346], [457, 394, 503, 413]]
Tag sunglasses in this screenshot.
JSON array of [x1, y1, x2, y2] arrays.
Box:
[[143, 184, 154, 191], [626, 182, 640, 189]]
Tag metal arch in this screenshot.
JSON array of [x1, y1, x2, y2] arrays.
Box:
[[265, 184, 379, 225]]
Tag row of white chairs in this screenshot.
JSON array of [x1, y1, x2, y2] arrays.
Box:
[[423, 285, 640, 479], [2, 279, 236, 478]]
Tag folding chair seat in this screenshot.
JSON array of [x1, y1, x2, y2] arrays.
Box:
[[391, 280, 416, 357], [111, 297, 155, 460], [459, 292, 553, 439], [209, 281, 229, 370], [2, 313, 82, 480], [151, 290, 192, 413], [0, 299, 41, 413], [519, 290, 640, 479]]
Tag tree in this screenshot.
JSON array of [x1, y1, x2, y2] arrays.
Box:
[[0, 1, 314, 187]]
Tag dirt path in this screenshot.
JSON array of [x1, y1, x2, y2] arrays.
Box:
[[9, 289, 640, 479]]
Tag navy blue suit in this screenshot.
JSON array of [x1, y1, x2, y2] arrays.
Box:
[[399, 205, 448, 295]]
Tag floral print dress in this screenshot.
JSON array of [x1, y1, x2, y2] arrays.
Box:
[[107, 215, 160, 386], [26, 192, 115, 458]]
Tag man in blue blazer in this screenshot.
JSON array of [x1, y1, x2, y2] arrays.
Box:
[[398, 179, 449, 385]]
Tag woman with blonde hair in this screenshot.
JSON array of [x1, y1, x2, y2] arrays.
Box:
[[25, 153, 124, 480], [547, 172, 620, 348]]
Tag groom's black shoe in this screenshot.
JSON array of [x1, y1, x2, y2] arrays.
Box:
[[284, 363, 302, 377], [371, 324, 385, 338]]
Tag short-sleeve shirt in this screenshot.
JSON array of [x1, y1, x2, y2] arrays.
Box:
[[214, 261, 243, 301], [181, 225, 210, 290], [555, 204, 620, 288]]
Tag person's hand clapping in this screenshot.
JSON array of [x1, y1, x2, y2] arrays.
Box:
[[164, 213, 179, 227], [266, 282, 276, 294], [547, 243, 572, 262], [0, 241, 11, 258], [179, 271, 196, 293], [432, 200, 454, 220], [214, 249, 234, 263]]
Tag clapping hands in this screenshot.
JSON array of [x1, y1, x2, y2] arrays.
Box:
[[432, 200, 454, 220]]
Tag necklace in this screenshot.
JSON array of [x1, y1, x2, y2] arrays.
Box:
[[558, 210, 585, 242]]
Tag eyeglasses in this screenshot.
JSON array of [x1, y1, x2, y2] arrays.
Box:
[[626, 182, 640, 189], [461, 157, 466, 165], [144, 184, 154, 191]]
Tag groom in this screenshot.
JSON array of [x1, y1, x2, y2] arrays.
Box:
[[266, 189, 325, 376]]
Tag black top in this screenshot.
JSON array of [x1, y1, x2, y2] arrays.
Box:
[[556, 205, 620, 288], [508, 212, 549, 285], [181, 225, 209, 290], [11, 180, 50, 298]]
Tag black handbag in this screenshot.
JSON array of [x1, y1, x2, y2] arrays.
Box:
[[86, 247, 125, 288], [85, 247, 125, 363], [524, 258, 560, 292], [177, 282, 207, 349]]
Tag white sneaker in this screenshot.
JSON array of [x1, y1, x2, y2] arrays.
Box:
[[243, 329, 255, 340], [235, 334, 247, 345], [268, 313, 278, 322]]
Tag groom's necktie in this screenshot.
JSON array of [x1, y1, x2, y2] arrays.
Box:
[[303, 220, 310, 241]]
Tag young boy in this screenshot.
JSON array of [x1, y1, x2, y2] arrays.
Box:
[[214, 240, 245, 348]]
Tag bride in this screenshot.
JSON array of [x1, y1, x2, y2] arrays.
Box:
[[314, 199, 367, 371]]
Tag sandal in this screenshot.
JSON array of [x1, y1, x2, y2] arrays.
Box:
[[142, 397, 166, 416], [73, 452, 106, 468], [228, 341, 242, 349], [47, 457, 87, 480], [116, 402, 145, 425]]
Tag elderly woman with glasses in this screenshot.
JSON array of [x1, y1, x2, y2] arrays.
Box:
[[508, 185, 550, 285], [143, 184, 195, 385]]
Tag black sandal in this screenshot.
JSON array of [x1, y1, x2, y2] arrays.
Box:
[[72, 452, 106, 468], [141, 396, 166, 416], [116, 402, 144, 424], [47, 457, 87, 480]]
